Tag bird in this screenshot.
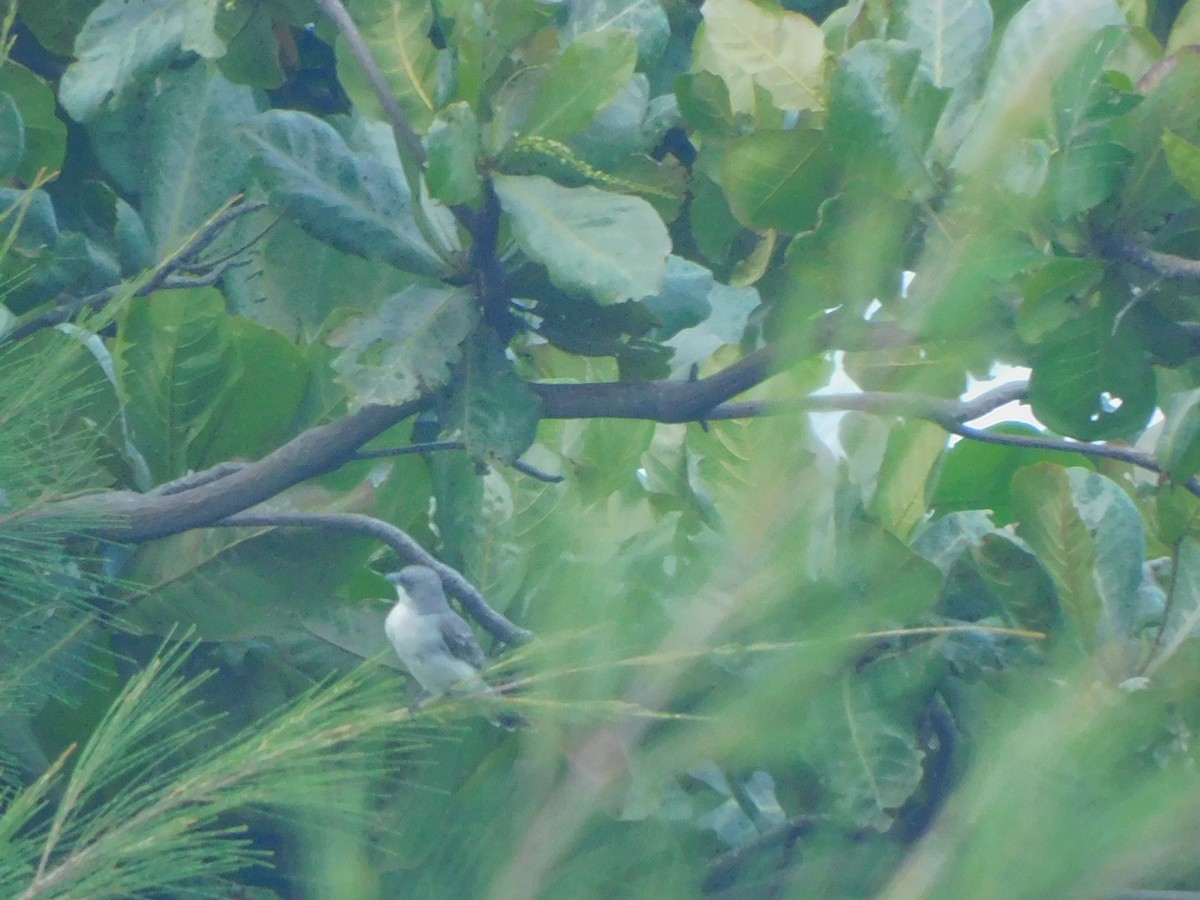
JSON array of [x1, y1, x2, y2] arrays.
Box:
[[384, 565, 526, 729]]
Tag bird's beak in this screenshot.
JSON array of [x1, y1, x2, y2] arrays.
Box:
[[384, 572, 402, 585]]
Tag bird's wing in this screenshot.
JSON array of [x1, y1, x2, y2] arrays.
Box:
[[438, 613, 488, 669]]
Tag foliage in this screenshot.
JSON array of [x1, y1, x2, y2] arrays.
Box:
[[3, 0, 1200, 897]]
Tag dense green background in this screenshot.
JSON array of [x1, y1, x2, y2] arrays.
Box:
[[4, 0, 1200, 896]]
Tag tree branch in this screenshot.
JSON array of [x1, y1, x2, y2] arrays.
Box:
[[218, 510, 529, 644], [312, 0, 425, 171], [38, 401, 428, 542], [1095, 232, 1200, 281], [530, 346, 777, 421], [2, 200, 265, 346]]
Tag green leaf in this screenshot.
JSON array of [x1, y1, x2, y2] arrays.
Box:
[[241, 109, 455, 278], [59, 0, 225, 123], [1016, 257, 1104, 344], [1010, 465, 1100, 646], [0, 63, 67, 183], [1167, 0, 1200, 53], [1043, 27, 1135, 221], [564, 0, 670, 63], [870, 420, 947, 539], [493, 173, 670, 304], [18, 0, 95, 56], [953, 0, 1124, 173], [643, 256, 714, 339], [1157, 389, 1200, 483], [675, 71, 737, 136], [1011, 465, 1146, 651], [526, 30, 638, 141], [904, 225, 1042, 339], [122, 526, 372, 640], [327, 285, 477, 408], [222, 216, 414, 339], [0, 93, 25, 182], [694, 0, 826, 115], [827, 40, 948, 199], [719, 128, 836, 233], [441, 330, 541, 465], [1163, 130, 1200, 204], [932, 422, 1094, 524], [425, 102, 483, 206], [914, 511, 1058, 632], [1028, 302, 1155, 441], [214, 0, 287, 89], [569, 75, 656, 170], [116, 288, 239, 484], [892, 0, 992, 93], [337, 0, 439, 133], [810, 666, 928, 831], [189, 319, 310, 469], [142, 63, 261, 256]]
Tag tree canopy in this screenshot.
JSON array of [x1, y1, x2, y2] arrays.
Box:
[[4, 0, 1200, 896]]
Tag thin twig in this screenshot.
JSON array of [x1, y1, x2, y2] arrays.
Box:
[[2, 200, 264, 346], [312, 0, 425, 169]]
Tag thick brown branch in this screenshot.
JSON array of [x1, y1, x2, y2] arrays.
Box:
[[530, 346, 777, 421], [1095, 232, 1200, 281], [42, 401, 427, 543], [219, 511, 529, 644]]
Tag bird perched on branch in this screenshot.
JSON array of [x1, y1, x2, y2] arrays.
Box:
[[384, 565, 526, 729]]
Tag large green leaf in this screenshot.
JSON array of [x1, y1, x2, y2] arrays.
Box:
[[827, 40, 948, 200], [954, 0, 1123, 173], [116, 288, 239, 484], [1043, 28, 1135, 221], [1016, 257, 1104, 344], [213, 0, 286, 89], [693, 0, 825, 115], [189, 319, 310, 469], [870, 420, 947, 540], [564, 0, 669, 63], [1028, 302, 1155, 442], [19, 0, 96, 57], [493, 173, 670, 304], [59, 0, 225, 123], [525, 30, 637, 141], [1163, 130, 1200, 204], [337, 0, 439, 133], [425, 102, 483, 206], [441, 330, 541, 465], [806, 661, 930, 831], [1156, 389, 1200, 484], [0, 63, 67, 184], [719, 128, 836, 233], [0, 94, 24, 182], [892, 0, 992, 93], [142, 63, 260, 256], [1011, 465, 1146, 653], [327, 285, 477, 409], [932, 422, 1094, 524], [121, 509, 376, 641], [222, 215, 415, 339], [241, 109, 456, 278]]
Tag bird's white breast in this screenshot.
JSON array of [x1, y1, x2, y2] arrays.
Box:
[[385, 602, 483, 694]]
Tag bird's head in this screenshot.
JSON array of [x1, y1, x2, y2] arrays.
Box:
[[385, 566, 446, 610]]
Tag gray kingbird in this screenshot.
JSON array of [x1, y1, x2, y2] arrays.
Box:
[[384, 565, 525, 728]]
